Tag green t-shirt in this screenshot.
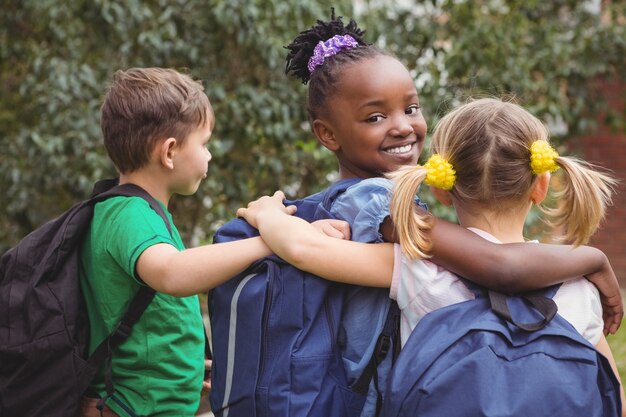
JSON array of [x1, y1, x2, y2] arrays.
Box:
[[80, 196, 204, 416]]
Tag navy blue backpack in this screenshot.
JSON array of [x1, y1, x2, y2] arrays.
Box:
[[208, 179, 399, 417], [380, 282, 622, 417]]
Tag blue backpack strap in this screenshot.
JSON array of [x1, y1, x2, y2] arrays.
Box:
[[463, 279, 560, 332], [351, 301, 400, 412], [322, 178, 400, 416]]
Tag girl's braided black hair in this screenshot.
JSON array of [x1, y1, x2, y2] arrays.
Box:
[[285, 9, 392, 122], [285, 9, 366, 84]]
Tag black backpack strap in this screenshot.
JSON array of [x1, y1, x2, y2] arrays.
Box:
[[93, 180, 173, 236], [81, 179, 170, 407], [489, 287, 559, 332], [90, 286, 156, 409], [352, 301, 401, 416]]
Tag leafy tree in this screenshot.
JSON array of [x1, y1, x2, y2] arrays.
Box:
[[1, 0, 624, 252]]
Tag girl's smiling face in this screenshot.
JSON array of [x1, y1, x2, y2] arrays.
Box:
[[314, 55, 427, 179]]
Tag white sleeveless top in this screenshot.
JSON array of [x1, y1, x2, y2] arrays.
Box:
[[390, 228, 603, 347]]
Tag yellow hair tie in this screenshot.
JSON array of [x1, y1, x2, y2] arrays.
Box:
[[530, 140, 560, 174], [424, 154, 456, 190]]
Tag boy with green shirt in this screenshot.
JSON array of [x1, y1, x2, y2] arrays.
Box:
[[79, 68, 277, 416]]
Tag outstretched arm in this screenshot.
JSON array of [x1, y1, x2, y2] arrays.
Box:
[[136, 236, 274, 296]]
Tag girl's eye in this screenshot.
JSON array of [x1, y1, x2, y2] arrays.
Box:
[[406, 105, 421, 116], [366, 114, 385, 123]]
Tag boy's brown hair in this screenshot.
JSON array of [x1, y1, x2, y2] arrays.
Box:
[[101, 67, 213, 173]]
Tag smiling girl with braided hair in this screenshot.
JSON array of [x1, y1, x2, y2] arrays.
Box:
[[277, 11, 623, 327]]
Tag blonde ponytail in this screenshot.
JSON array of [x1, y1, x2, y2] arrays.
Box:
[[388, 165, 434, 259], [542, 156, 616, 245]]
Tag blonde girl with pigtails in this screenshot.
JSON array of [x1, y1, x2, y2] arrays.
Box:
[[391, 98, 615, 257], [387, 98, 624, 413]]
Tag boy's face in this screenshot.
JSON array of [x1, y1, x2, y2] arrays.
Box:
[[320, 55, 427, 179], [171, 116, 213, 195]]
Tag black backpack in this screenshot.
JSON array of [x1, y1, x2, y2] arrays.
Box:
[[0, 179, 170, 417]]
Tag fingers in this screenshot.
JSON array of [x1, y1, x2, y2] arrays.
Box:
[[240, 191, 296, 214], [311, 219, 351, 240], [236, 191, 297, 228], [322, 223, 345, 239], [600, 294, 623, 335], [589, 268, 623, 335], [603, 302, 623, 335], [272, 190, 286, 200], [326, 219, 351, 240], [201, 359, 212, 396], [201, 380, 211, 396]]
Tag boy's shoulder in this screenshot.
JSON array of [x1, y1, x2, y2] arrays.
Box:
[[94, 194, 169, 224], [90, 194, 179, 251]]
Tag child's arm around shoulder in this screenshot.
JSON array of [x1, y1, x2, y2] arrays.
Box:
[[238, 191, 395, 288], [420, 209, 622, 334], [135, 226, 284, 297]]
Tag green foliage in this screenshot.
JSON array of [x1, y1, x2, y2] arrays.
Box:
[[360, 0, 626, 133], [1, 0, 625, 251]]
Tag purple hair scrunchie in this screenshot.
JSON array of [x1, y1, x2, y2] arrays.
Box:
[[307, 34, 359, 74]]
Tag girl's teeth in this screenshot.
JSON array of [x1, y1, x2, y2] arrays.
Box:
[[387, 144, 412, 154]]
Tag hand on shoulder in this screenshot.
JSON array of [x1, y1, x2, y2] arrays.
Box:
[[237, 190, 297, 228]]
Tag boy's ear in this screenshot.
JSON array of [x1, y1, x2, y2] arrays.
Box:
[[530, 172, 550, 205], [431, 186, 453, 206], [159, 137, 178, 170], [312, 119, 340, 151]]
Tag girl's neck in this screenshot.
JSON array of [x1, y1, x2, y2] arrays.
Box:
[[455, 204, 531, 244]]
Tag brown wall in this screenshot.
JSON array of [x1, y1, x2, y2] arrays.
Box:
[[570, 79, 626, 286]]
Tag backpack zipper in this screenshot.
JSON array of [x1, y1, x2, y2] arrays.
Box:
[[324, 290, 336, 351], [258, 267, 273, 380]]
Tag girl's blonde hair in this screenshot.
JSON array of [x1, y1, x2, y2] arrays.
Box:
[[389, 98, 616, 259]]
